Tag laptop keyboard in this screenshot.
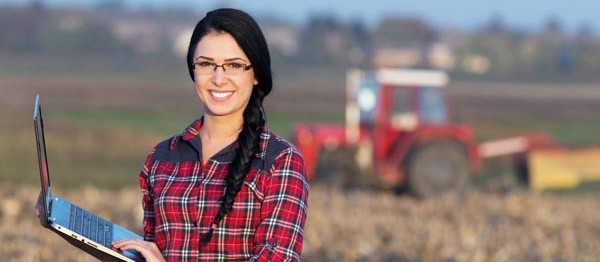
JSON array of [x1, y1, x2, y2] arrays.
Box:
[[69, 205, 113, 247]]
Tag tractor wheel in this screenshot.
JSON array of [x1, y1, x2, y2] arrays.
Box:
[[405, 140, 470, 198], [513, 155, 530, 186], [313, 148, 362, 190]]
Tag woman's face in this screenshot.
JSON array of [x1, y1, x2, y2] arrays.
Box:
[[192, 32, 256, 119]]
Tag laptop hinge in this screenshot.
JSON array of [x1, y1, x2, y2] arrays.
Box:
[[46, 187, 52, 217]]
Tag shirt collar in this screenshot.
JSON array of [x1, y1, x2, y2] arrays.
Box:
[[169, 117, 203, 151], [170, 116, 271, 160]]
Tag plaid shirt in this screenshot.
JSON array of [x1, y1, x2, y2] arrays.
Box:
[[139, 118, 309, 261]]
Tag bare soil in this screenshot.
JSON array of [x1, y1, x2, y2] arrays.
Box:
[[1, 184, 598, 261]]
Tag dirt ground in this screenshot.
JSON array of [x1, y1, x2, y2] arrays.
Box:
[[1, 184, 598, 262]]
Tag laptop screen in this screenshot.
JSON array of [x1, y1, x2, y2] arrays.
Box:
[[34, 95, 51, 227]]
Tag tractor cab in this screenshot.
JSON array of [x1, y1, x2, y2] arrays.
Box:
[[352, 68, 450, 132]]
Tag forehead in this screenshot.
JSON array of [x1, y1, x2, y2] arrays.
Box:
[[194, 32, 248, 61]]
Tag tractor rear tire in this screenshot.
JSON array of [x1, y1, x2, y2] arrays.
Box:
[[406, 140, 470, 198], [313, 148, 362, 190]]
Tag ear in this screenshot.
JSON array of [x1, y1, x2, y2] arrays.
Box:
[[253, 79, 258, 85]]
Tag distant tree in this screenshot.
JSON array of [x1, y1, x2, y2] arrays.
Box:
[[372, 17, 436, 47], [36, 11, 123, 55], [455, 23, 522, 76], [94, 0, 126, 13], [296, 14, 347, 65], [345, 19, 371, 67], [543, 16, 563, 34], [0, 4, 46, 52], [485, 12, 505, 34], [573, 23, 600, 75], [535, 15, 567, 74]]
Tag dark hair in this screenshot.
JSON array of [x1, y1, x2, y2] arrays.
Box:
[[186, 8, 272, 242]]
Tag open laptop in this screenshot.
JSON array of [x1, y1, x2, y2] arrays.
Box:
[[34, 95, 146, 262]]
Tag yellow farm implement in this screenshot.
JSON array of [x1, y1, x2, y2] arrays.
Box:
[[528, 147, 600, 190]]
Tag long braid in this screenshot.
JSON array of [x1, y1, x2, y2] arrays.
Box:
[[187, 8, 272, 243], [217, 93, 264, 224], [201, 89, 266, 243]]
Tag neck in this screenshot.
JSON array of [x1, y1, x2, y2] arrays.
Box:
[[200, 114, 244, 142]]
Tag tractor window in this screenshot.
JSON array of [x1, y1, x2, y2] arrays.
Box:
[[392, 87, 411, 114], [419, 86, 447, 124], [390, 87, 417, 130], [357, 80, 378, 123]]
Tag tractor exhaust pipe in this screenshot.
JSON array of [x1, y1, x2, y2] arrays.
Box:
[[346, 68, 363, 145]]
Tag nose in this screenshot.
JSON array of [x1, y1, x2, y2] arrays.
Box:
[[211, 66, 226, 86]]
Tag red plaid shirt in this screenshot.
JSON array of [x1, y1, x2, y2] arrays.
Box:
[[139, 118, 309, 261]]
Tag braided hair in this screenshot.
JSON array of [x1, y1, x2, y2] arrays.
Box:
[[186, 8, 272, 242]]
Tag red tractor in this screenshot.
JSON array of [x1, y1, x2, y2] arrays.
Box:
[[293, 68, 552, 197]]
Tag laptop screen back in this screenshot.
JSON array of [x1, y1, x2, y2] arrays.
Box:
[[34, 95, 51, 227]]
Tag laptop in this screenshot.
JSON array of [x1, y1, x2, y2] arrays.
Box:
[[34, 95, 146, 262]]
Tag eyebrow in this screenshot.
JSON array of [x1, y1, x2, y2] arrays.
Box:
[[194, 56, 249, 63]]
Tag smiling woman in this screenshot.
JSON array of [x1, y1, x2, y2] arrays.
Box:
[[110, 8, 310, 262]]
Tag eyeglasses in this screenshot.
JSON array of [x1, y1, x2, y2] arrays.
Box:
[[192, 61, 253, 76]]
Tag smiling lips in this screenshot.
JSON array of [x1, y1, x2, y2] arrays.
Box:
[[209, 90, 234, 101]]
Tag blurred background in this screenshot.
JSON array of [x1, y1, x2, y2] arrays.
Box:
[[0, 0, 599, 261]]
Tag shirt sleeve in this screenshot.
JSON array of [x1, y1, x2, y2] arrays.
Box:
[[251, 148, 310, 262], [139, 147, 157, 242]]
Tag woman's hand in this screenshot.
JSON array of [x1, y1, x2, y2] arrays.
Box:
[[112, 239, 166, 262]]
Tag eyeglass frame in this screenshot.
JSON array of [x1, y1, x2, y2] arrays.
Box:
[[191, 60, 253, 75]]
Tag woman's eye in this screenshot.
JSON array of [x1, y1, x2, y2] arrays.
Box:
[[197, 61, 214, 68], [226, 63, 244, 69]]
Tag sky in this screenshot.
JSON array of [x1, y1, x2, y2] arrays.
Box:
[[5, 0, 600, 32]]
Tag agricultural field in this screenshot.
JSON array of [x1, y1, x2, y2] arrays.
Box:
[[1, 184, 599, 261], [0, 56, 599, 261]]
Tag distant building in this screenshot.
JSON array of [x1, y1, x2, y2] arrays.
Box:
[[373, 45, 421, 68], [112, 18, 162, 54], [373, 42, 455, 70], [171, 21, 299, 58], [262, 24, 298, 56], [109, 11, 191, 56], [173, 28, 193, 57]]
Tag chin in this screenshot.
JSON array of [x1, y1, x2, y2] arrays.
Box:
[[206, 107, 239, 117]]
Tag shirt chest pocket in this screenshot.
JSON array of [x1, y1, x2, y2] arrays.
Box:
[[151, 163, 202, 224], [244, 170, 266, 202], [226, 170, 266, 224]]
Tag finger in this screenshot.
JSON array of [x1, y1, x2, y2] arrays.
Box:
[[115, 242, 143, 250], [114, 242, 159, 261], [114, 242, 147, 254], [112, 239, 142, 248], [112, 239, 163, 261], [113, 239, 156, 251]]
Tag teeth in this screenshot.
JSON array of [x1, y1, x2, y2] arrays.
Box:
[[211, 91, 232, 98]]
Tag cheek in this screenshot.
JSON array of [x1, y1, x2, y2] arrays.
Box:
[[242, 75, 256, 91], [194, 77, 211, 90], [193, 80, 210, 104], [240, 80, 255, 98]]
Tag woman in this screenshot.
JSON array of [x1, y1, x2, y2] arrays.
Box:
[[112, 8, 309, 261]]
